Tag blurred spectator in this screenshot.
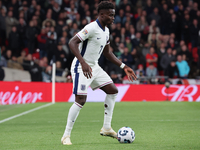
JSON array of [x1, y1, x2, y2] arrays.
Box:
[[55, 60, 63, 76], [26, 20, 38, 54], [181, 14, 191, 43], [69, 22, 79, 37], [8, 26, 21, 56], [5, 10, 19, 38], [0, 50, 7, 67], [109, 70, 122, 84], [42, 12, 56, 27], [0, 7, 6, 46], [176, 55, 190, 79], [28, 0, 37, 18], [37, 28, 47, 58], [119, 0, 132, 11], [148, 33, 157, 50], [189, 2, 198, 20], [167, 38, 178, 50], [141, 43, 150, 57], [144, 0, 154, 16], [156, 42, 166, 73], [165, 59, 180, 79], [124, 37, 132, 52], [178, 45, 192, 64], [136, 64, 145, 78], [197, 10, 200, 28], [17, 18, 27, 48], [167, 14, 178, 35], [60, 37, 70, 55], [172, 49, 177, 59], [120, 47, 133, 68], [3, 50, 12, 61], [0, 66, 5, 80], [55, 20, 65, 38], [46, 32, 57, 63], [23, 54, 33, 71], [149, 19, 160, 35], [131, 48, 146, 70], [176, 40, 186, 54], [136, 16, 148, 33], [146, 63, 157, 77], [42, 65, 52, 82], [42, 56, 48, 67], [47, 26, 57, 40], [129, 26, 136, 40], [52, 2, 61, 20], [112, 23, 121, 39], [160, 3, 170, 35], [132, 32, 143, 49], [28, 59, 43, 81], [120, 27, 126, 43], [115, 9, 126, 25], [160, 48, 175, 74], [85, 10, 91, 23], [148, 7, 161, 26], [55, 42, 67, 69], [65, 1, 77, 21], [7, 56, 23, 70], [190, 19, 199, 48], [146, 47, 158, 68], [17, 50, 26, 64]]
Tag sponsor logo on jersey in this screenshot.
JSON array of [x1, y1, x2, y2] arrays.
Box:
[[82, 29, 88, 35], [81, 84, 86, 91]]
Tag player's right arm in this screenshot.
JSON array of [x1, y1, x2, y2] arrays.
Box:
[[69, 35, 92, 79]]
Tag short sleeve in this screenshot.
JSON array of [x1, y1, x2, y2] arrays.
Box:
[[106, 39, 110, 45], [76, 24, 94, 41]]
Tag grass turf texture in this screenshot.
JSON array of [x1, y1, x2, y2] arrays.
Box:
[[0, 102, 200, 150]]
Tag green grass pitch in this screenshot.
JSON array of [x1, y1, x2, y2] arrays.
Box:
[[0, 102, 200, 150]]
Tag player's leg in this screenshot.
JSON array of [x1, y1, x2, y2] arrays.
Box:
[[61, 95, 86, 145], [100, 83, 118, 138], [90, 66, 118, 138], [62, 70, 91, 145]]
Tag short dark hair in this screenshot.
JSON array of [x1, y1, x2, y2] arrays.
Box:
[[97, 1, 114, 13]]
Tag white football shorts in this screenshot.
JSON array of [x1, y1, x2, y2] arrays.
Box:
[[71, 64, 113, 95]]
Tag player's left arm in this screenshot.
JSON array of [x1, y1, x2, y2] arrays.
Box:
[[102, 44, 137, 81]]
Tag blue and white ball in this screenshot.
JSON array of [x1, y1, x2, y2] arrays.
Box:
[[117, 127, 135, 143]]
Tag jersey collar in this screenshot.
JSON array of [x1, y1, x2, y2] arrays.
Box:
[[96, 19, 105, 32]]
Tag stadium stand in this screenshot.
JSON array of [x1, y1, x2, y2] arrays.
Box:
[[0, 0, 200, 84]]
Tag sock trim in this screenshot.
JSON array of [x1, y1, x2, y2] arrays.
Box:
[[75, 102, 83, 108]]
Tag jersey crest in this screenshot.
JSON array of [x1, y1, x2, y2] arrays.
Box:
[[81, 84, 86, 91]]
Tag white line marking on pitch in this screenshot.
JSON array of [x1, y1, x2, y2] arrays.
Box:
[[0, 103, 53, 124]]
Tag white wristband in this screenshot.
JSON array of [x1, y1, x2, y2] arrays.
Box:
[[120, 63, 125, 69]]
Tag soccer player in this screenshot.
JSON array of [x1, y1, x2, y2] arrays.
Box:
[[61, 1, 137, 145]]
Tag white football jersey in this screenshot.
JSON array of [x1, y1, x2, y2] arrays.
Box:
[[71, 19, 110, 73]]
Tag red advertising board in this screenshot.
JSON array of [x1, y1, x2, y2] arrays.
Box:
[[0, 82, 199, 105]]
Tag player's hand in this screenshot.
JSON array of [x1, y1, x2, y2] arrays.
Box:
[[81, 62, 92, 79], [124, 66, 137, 82]]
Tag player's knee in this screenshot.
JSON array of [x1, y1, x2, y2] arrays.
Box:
[[108, 86, 118, 94], [75, 95, 86, 106], [112, 87, 118, 94]]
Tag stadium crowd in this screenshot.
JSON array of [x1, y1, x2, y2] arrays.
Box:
[[0, 0, 200, 83]]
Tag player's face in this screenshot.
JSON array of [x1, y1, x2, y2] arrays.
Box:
[[103, 9, 115, 25]]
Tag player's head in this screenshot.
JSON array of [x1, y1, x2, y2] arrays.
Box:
[[97, 1, 115, 25]]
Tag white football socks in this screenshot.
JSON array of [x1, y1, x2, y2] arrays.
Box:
[[63, 102, 82, 137], [103, 94, 117, 130]]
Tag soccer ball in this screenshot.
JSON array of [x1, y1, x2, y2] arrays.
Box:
[[117, 127, 135, 143]]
